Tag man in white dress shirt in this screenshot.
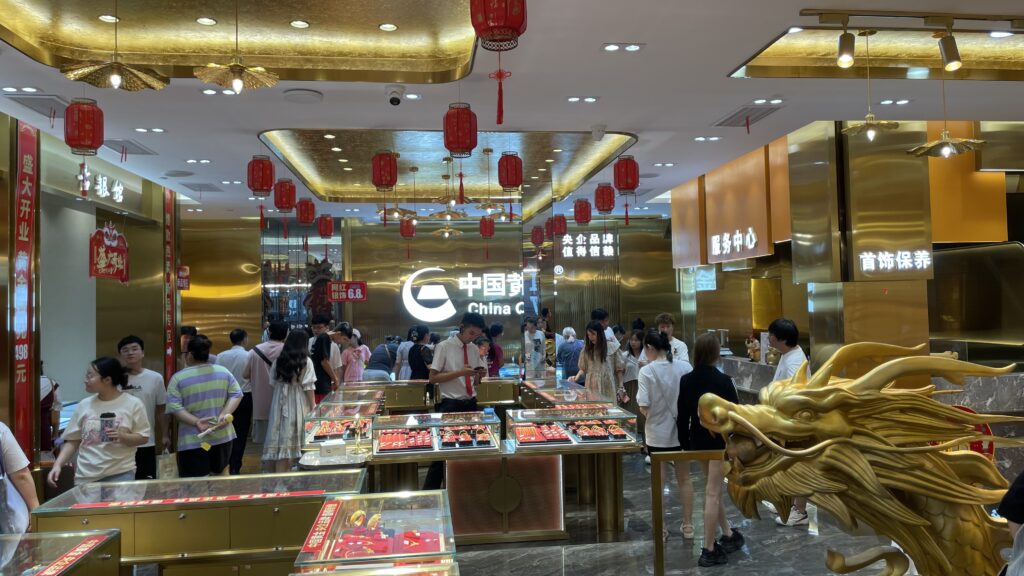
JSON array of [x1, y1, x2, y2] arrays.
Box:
[[768, 318, 813, 527]]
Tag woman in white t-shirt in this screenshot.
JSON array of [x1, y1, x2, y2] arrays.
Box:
[[48, 358, 151, 486], [636, 329, 695, 540], [0, 422, 38, 533]]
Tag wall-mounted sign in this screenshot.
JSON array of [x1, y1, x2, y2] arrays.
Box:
[[694, 265, 717, 292], [858, 250, 932, 273], [402, 267, 525, 323], [77, 162, 126, 202], [559, 232, 617, 259], [164, 188, 176, 382], [89, 223, 129, 284], [328, 280, 368, 302], [710, 227, 758, 258], [703, 147, 773, 264], [11, 121, 38, 456], [176, 265, 190, 290]]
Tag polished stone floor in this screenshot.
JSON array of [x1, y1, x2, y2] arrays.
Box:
[[457, 453, 892, 575]]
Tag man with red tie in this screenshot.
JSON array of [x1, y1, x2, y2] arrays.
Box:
[[423, 312, 487, 489]]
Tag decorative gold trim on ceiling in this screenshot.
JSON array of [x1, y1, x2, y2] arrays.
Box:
[[0, 0, 476, 83], [734, 27, 1024, 81], [258, 129, 637, 221]]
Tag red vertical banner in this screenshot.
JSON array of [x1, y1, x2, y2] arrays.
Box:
[[12, 121, 38, 456], [163, 187, 176, 384]]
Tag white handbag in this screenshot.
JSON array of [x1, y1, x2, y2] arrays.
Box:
[[0, 438, 29, 534]]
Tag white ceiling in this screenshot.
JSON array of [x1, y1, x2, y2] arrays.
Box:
[[1, 0, 1023, 223]]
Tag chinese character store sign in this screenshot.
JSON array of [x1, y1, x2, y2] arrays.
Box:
[[858, 249, 932, 274], [560, 232, 617, 259], [403, 267, 525, 323], [710, 227, 758, 258], [77, 162, 126, 203], [12, 121, 37, 455]]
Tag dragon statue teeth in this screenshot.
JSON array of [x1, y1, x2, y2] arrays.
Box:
[[698, 342, 1023, 576]]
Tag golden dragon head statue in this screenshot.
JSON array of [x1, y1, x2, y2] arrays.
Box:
[[698, 342, 1021, 576]]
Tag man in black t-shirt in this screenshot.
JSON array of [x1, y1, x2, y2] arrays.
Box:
[[309, 315, 339, 403]]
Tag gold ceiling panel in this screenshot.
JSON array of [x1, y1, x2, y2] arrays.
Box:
[[0, 0, 475, 83], [258, 129, 637, 221], [735, 28, 1024, 81]]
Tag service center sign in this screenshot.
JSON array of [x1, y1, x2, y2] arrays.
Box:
[[329, 280, 368, 302]]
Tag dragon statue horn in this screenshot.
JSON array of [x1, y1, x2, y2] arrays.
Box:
[[845, 354, 1015, 395], [804, 342, 928, 389]]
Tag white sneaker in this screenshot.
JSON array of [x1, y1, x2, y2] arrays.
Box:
[[644, 455, 651, 465], [775, 506, 809, 527], [761, 500, 777, 514]]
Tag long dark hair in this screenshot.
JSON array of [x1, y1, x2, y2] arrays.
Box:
[[627, 329, 644, 358], [583, 320, 608, 363], [643, 329, 673, 362], [92, 356, 129, 389], [275, 330, 309, 382]]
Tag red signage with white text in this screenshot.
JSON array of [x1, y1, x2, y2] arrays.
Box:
[[89, 223, 129, 283], [176, 265, 190, 290], [36, 535, 107, 575], [69, 490, 326, 510], [328, 281, 367, 302], [164, 187, 175, 383], [12, 121, 37, 456]]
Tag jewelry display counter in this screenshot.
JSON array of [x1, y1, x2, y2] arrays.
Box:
[[0, 529, 121, 576]]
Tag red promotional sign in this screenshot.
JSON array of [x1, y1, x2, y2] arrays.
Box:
[[12, 121, 37, 456], [176, 265, 190, 290], [89, 223, 129, 284], [302, 500, 341, 553], [69, 490, 326, 510], [163, 188, 175, 384], [37, 535, 107, 575], [328, 280, 368, 302]]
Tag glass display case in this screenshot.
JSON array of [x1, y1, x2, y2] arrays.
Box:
[[536, 386, 615, 408], [293, 491, 455, 572], [342, 381, 435, 412], [371, 411, 501, 457], [507, 407, 639, 449], [0, 530, 121, 576], [304, 397, 379, 450], [291, 565, 460, 575]]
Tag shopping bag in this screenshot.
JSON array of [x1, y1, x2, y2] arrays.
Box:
[[156, 450, 178, 479]]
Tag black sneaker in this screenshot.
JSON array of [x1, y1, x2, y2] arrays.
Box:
[[717, 529, 744, 553], [698, 542, 728, 567]]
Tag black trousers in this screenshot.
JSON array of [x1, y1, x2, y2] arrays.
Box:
[[423, 397, 477, 490], [229, 392, 253, 475]]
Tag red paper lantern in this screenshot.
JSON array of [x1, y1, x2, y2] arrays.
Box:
[[64, 98, 104, 156], [471, 0, 527, 51], [372, 151, 398, 192], [479, 216, 495, 239], [498, 152, 523, 190], [273, 178, 296, 213], [552, 214, 568, 236], [296, 198, 316, 225], [530, 225, 545, 248], [574, 199, 592, 225], [317, 215, 334, 239], [595, 182, 615, 214], [614, 155, 640, 194], [544, 217, 554, 240], [248, 155, 274, 197], [444, 103, 478, 159], [400, 217, 416, 239]]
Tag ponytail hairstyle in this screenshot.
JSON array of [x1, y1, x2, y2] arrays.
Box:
[[92, 356, 130, 389], [643, 328, 673, 362]]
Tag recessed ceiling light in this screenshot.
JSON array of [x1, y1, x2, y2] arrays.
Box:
[[202, 88, 217, 95], [186, 159, 198, 164], [196, 209, 203, 212], [331, 147, 342, 152], [788, 26, 804, 34], [708, 136, 720, 142], [583, 97, 598, 103], [545, 159, 554, 163], [134, 128, 148, 133], [343, 167, 353, 171], [353, 208, 360, 212], [664, 163, 675, 167], [2, 87, 17, 92], [199, 159, 211, 164], [233, 180, 241, 184], [98, 14, 119, 23], [624, 44, 642, 52], [405, 93, 421, 100], [187, 208, 195, 212], [290, 20, 310, 29], [20, 87, 37, 93], [990, 31, 1014, 38], [694, 137, 707, 142], [895, 99, 910, 105], [880, 99, 894, 105], [603, 44, 621, 52], [323, 134, 335, 139], [567, 97, 580, 103], [654, 163, 664, 167], [196, 17, 217, 26], [221, 180, 231, 184], [552, 148, 563, 153], [538, 168, 547, 172], [754, 99, 767, 104], [769, 98, 784, 104], [531, 176, 539, 180], [248, 197, 256, 201], [379, 23, 398, 32], [151, 128, 164, 133], [222, 89, 236, 95], [523, 184, 531, 188], [338, 159, 349, 163]]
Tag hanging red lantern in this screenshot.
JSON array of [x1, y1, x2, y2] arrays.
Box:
[[274, 178, 296, 213], [296, 198, 316, 225], [574, 199, 592, 225], [317, 214, 334, 239], [498, 152, 523, 190], [530, 225, 545, 248], [594, 182, 615, 214], [552, 214, 568, 236], [444, 103, 478, 159], [372, 151, 398, 191], [544, 217, 554, 240], [399, 216, 416, 260], [471, 0, 527, 125], [613, 155, 639, 194], [480, 215, 495, 259], [248, 155, 274, 197], [64, 98, 104, 156]]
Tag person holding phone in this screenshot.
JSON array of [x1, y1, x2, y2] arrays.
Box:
[[48, 358, 150, 486]]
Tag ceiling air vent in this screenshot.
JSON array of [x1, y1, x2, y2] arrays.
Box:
[[713, 104, 782, 128], [103, 139, 157, 156], [181, 182, 223, 193], [4, 94, 69, 118], [163, 170, 193, 178]]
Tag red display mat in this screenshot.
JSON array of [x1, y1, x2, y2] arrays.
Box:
[[446, 456, 563, 537]]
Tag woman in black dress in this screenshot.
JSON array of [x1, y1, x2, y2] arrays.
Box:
[[678, 333, 744, 567], [407, 325, 432, 380]]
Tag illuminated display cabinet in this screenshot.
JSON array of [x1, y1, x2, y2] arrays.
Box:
[[507, 407, 639, 450], [0, 530, 122, 576], [371, 411, 502, 459], [304, 389, 384, 451], [519, 379, 614, 409]]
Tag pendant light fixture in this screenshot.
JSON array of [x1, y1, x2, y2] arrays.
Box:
[[62, 0, 168, 91], [907, 75, 984, 158], [194, 0, 279, 93], [842, 31, 898, 142]]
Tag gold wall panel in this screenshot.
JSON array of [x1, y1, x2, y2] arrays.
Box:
[[616, 219, 681, 330], [928, 121, 1006, 243], [977, 121, 1024, 171], [750, 245, 809, 340], [789, 121, 842, 284], [750, 277, 782, 332], [95, 207, 165, 372], [736, 28, 1024, 81], [845, 120, 933, 282], [670, 177, 705, 268], [696, 268, 753, 355], [180, 219, 261, 354], [768, 136, 792, 243], [704, 147, 773, 264], [0, 0, 476, 83], [260, 129, 636, 222]]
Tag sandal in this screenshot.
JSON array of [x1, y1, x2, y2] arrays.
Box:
[[681, 523, 695, 539]]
